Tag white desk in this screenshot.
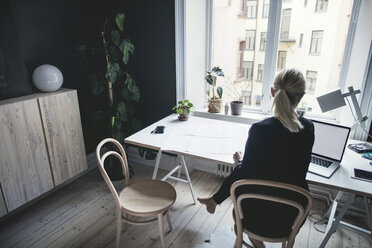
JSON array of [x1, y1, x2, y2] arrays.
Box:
[[124, 114, 372, 247]]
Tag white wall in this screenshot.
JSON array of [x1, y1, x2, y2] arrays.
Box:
[[340, 0, 372, 132], [185, 0, 208, 109]]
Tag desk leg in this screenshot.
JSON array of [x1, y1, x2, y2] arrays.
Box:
[[363, 196, 372, 234], [320, 192, 354, 248], [180, 156, 196, 205], [152, 150, 162, 180]]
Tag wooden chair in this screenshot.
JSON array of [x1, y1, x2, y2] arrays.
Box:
[[230, 179, 312, 248], [96, 138, 177, 248]]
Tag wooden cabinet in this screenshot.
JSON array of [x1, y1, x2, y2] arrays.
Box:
[[0, 89, 87, 215]]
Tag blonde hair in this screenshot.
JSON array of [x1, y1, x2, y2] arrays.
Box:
[[272, 68, 306, 132]]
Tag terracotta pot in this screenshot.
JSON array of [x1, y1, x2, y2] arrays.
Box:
[[208, 98, 222, 113], [230, 101, 243, 115]]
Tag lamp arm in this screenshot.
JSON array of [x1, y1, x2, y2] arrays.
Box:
[[343, 86, 368, 128]]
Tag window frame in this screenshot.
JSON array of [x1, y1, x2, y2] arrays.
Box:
[[176, 0, 362, 120], [247, 0, 258, 19], [310, 30, 324, 55], [245, 30, 256, 50]]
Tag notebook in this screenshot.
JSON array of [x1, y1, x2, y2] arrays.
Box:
[[308, 120, 351, 178]]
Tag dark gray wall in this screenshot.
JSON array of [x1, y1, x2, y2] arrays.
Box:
[[5, 0, 176, 153]]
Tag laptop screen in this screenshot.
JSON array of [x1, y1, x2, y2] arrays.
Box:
[[312, 120, 351, 162]]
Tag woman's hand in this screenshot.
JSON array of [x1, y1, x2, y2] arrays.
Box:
[[233, 151, 243, 164]]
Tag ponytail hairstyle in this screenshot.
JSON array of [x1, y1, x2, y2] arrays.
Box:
[[272, 68, 306, 132]]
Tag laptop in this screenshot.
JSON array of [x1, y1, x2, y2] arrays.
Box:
[[308, 120, 351, 178]]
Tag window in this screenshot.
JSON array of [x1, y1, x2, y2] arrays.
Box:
[[315, 0, 328, 12], [240, 0, 247, 16], [277, 51, 287, 70], [209, 0, 354, 114], [306, 71, 317, 94], [243, 61, 254, 80], [260, 32, 267, 51], [299, 33, 304, 47], [262, 0, 270, 18], [245, 30, 256, 50], [247, 0, 257, 19], [280, 9, 292, 41], [310, 30, 323, 55], [257, 64, 264, 82]]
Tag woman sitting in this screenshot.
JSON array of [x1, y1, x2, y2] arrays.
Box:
[[198, 68, 314, 248]]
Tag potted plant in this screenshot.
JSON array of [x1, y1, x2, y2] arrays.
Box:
[[205, 67, 224, 113], [172, 99, 193, 121], [76, 13, 140, 180]]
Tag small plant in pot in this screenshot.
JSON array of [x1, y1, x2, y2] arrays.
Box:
[[228, 80, 252, 115], [205, 67, 224, 113], [172, 99, 193, 121]]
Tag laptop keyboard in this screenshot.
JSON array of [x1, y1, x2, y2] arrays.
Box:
[[311, 156, 332, 168]]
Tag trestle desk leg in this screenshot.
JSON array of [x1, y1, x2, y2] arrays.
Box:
[[320, 192, 354, 248], [364, 196, 372, 235], [152, 150, 162, 180], [180, 155, 196, 204]]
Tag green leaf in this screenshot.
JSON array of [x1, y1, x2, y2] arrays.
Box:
[[119, 39, 134, 64], [115, 131, 125, 144], [184, 108, 190, 115], [184, 99, 189, 103], [111, 116, 115, 127], [115, 13, 125, 31], [130, 85, 140, 102], [121, 88, 131, 100], [90, 74, 106, 95], [111, 30, 120, 46], [178, 101, 183, 104], [105, 63, 120, 84], [187, 103, 193, 107], [113, 117, 122, 132], [217, 87, 223, 98], [177, 109, 183, 114], [108, 46, 120, 62], [117, 101, 127, 121]]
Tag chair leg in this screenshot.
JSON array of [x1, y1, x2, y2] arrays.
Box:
[[158, 213, 167, 248], [115, 209, 122, 248], [166, 211, 172, 232]]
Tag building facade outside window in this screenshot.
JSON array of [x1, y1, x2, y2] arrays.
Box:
[[310, 30, 323, 55], [243, 61, 254, 80], [257, 64, 264, 81], [247, 0, 257, 19], [315, 0, 328, 12], [245, 30, 256, 50], [280, 8, 292, 40], [277, 51, 287, 70], [262, 0, 269, 18], [306, 70, 317, 94], [210, 0, 354, 115], [260, 32, 267, 51]]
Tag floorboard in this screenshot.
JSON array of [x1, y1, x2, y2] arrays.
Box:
[[0, 162, 371, 248]]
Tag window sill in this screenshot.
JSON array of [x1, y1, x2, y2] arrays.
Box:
[[193, 108, 272, 125]]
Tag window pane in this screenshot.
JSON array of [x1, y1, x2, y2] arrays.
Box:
[[280, 9, 292, 41], [277, 0, 353, 116], [247, 0, 257, 18], [212, 0, 270, 108]]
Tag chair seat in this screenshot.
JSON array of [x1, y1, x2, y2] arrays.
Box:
[[120, 180, 176, 216]]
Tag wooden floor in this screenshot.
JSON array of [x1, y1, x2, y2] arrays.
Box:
[[0, 163, 371, 248]]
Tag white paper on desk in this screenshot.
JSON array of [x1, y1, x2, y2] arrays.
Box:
[[169, 124, 198, 136], [195, 124, 248, 138], [189, 136, 246, 155], [161, 134, 193, 152]]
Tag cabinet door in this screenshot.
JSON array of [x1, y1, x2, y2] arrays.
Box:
[[0, 98, 54, 211], [38, 90, 87, 186]]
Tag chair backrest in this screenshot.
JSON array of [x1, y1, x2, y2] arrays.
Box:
[[230, 179, 312, 247], [96, 138, 130, 209]]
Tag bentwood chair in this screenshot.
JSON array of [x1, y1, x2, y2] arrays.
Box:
[[230, 179, 312, 248], [96, 138, 177, 248]]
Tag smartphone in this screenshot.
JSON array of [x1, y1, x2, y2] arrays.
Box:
[[151, 126, 165, 134]]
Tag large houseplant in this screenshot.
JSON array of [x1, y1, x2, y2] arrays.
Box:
[[205, 67, 224, 113], [76, 13, 140, 179]]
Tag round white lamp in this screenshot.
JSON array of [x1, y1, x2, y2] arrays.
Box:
[[32, 64, 63, 92]]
